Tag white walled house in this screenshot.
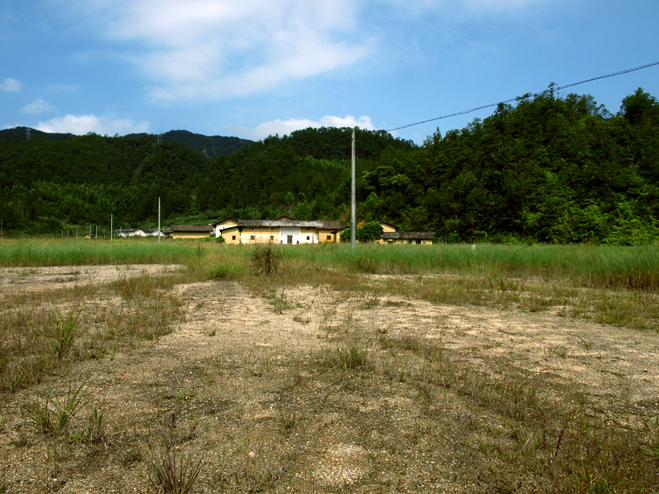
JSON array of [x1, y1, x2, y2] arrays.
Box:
[[211, 217, 343, 244]]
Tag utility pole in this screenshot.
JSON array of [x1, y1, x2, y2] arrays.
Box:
[[158, 197, 161, 243], [351, 128, 356, 249], [111, 214, 113, 241]]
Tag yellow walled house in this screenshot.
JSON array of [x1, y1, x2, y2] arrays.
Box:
[[171, 224, 213, 239], [211, 217, 344, 244]]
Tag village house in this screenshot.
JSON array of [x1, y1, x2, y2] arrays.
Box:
[[171, 224, 213, 239], [172, 217, 434, 244], [113, 228, 164, 238], [114, 227, 146, 238], [211, 216, 344, 244]]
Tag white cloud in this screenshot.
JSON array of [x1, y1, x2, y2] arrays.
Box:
[[63, 0, 374, 101], [0, 78, 21, 92], [21, 97, 55, 115], [242, 114, 377, 140], [36, 114, 149, 136]]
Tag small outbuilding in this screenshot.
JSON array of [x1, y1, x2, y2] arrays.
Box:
[[381, 232, 435, 244]]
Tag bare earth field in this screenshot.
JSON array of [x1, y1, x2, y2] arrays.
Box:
[[0, 265, 658, 493]]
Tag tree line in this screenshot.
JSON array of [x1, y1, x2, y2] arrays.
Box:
[[1, 87, 658, 244]]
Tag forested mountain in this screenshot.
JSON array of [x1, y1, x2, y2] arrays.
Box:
[[123, 130, 254, 158], [1, 87, 658, 244]]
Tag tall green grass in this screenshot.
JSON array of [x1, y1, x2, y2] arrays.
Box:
[[0, 239, 197, 267], [279, 243, 659, 290], [2, 239, 658, 291]]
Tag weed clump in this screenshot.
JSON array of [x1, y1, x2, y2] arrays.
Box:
[[323, 344, 369, 370], [148, 427, 203, 494], [250, 244, 283, 276]]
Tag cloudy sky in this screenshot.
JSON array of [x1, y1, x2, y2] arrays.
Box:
[[1, 0, 658, 143]]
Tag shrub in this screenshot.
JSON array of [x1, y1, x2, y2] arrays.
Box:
[[355, 221, 383, 243]]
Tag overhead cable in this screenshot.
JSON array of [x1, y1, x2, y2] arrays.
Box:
[[387, 60, 659, 132]]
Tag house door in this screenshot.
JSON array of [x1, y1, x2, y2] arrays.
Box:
[[287, 235, 293, 244]]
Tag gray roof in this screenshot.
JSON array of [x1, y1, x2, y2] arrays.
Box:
[[382, 232, 435, 240], [238, 220, 343, 230], [171, 224, 212, 232]]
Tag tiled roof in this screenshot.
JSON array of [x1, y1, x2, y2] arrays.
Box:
[[238, 220, 343, 230], [382, 232, 435, 240]]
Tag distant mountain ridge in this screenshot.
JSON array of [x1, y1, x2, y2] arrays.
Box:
[[125, 130, 254, 158], [0, 127, 254, 158]]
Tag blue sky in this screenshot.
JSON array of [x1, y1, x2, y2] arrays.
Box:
[[1, 0, 658, 144]]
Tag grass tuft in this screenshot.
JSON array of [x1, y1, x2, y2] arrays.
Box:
[[45, 303, 81, 359], [25, 382, 86, 434]]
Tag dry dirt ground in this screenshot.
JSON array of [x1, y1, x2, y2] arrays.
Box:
[[0, 265, 658, 493]]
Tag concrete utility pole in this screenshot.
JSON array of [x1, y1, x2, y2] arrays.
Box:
[[351, 128, 356, 249], [111, 214, 113, 241], [158, 197, 161, 243]]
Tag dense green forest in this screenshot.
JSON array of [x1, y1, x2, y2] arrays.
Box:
[[1, 87, 658, 244]]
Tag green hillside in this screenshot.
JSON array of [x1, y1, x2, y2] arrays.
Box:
[[1, 87, 659, 244]]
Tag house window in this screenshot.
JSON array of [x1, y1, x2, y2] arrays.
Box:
[[326, 235, 332, 241], [250, 235, 255, 241], [306, 235, 310, 241], [270, 235, 274, 241], [232, 235, 236, 240]]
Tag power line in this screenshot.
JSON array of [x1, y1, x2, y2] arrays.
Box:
[[387, 60, 659, 132]]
